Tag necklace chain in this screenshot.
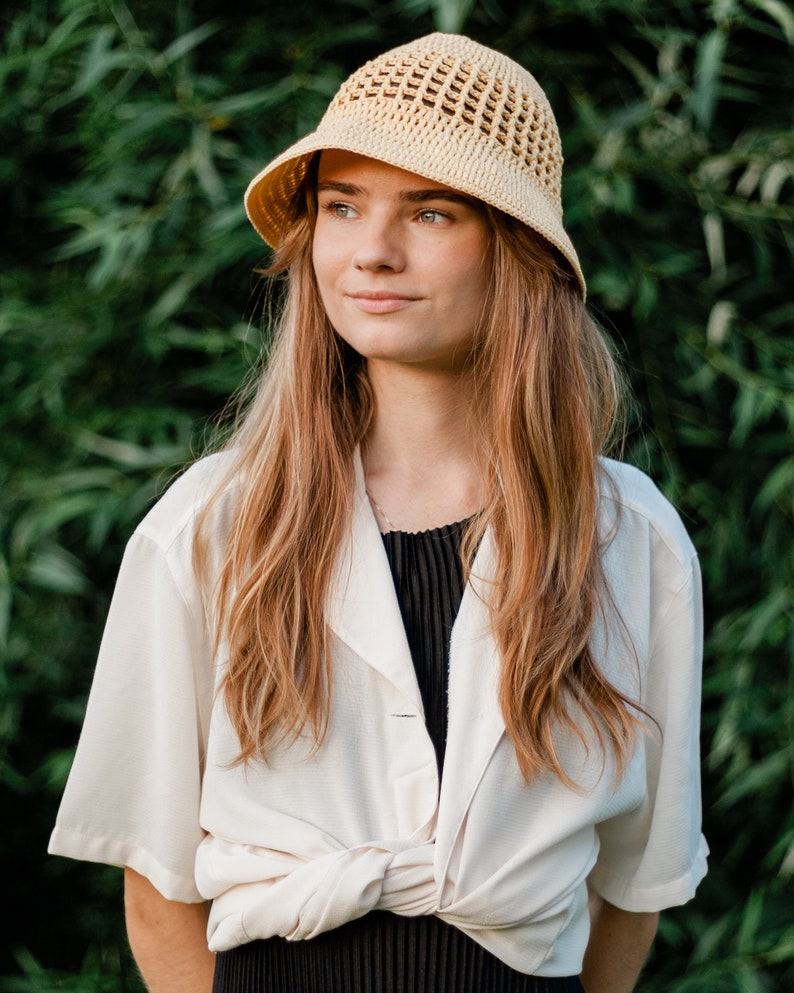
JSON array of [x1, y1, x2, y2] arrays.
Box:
[[365, 487, 398, 530]]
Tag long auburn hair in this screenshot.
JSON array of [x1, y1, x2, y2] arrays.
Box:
[[195, 160, 641, 785]]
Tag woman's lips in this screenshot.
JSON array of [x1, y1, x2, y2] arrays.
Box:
[[349, 292, 419, 314]]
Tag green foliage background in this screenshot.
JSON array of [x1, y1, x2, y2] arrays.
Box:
[[1, 0, 792, 989]]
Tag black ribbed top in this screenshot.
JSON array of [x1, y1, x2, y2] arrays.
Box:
[[211, 522, 583, 993], [381, 518, 469, 774]]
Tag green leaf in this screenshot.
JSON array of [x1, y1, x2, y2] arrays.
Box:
[[715, 748, 791, 809], [692, 28, 728, 130], [161, 20, 222, 66], [432, 0, 477, 32], [748, 0, 794, 44], [25, 545, 91, 596]]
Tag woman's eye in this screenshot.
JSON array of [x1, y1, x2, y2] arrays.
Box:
[[417, 209, 446, 224], [322, 202, 356, 219]]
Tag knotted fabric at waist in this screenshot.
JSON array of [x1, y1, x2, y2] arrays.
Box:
[[199, 837, 439, 951]]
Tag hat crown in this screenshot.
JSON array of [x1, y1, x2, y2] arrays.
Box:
[[326, 33, 563, 215]]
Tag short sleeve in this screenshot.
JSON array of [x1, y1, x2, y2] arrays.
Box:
[[588, 553, 709, 911], [48, 529, 215, 903]]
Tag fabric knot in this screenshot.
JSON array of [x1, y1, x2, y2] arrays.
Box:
[[204, 838, 439, 950], [290, 839, 438, 939]]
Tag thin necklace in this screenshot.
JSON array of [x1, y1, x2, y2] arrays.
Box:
[[365, 487, 398, 531]]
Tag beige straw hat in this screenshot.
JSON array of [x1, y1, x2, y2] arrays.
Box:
[[245, 32, 585, 297]]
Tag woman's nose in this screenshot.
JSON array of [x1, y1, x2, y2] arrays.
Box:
[[352, 218, 406, 272]]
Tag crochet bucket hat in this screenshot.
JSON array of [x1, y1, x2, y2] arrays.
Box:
[[245, 32, 585, 297]]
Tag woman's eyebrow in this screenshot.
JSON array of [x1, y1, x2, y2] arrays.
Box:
[[316, 180, 477, 209], [316, 180, 363, 196], [399, 190, 478, 208]]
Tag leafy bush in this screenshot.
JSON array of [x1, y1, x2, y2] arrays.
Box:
[[1, 0, 791, 989]]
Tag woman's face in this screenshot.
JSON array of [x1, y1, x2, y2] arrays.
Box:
[[312, 150, 491, 374]]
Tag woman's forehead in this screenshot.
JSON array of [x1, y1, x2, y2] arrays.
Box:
[[316, 150, 466, 199]]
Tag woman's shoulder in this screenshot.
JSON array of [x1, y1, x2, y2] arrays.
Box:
[[132, 450, 240, 554], [598, 456, 698, 570]]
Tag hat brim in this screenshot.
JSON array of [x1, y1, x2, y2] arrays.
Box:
[[244, 118, 585, 299]]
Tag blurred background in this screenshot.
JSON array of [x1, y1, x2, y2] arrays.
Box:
[[1, 0, 792, 990]]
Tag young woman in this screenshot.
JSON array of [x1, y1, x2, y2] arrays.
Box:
[[49, 32, 708, 993]]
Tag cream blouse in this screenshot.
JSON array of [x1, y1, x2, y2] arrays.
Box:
[[49, 451, 708, 976]]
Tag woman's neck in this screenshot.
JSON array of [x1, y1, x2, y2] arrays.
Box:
[[362, 361, 485, 533]]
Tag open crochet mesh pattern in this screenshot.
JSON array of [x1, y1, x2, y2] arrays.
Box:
[[338, 50, 562, 211]]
